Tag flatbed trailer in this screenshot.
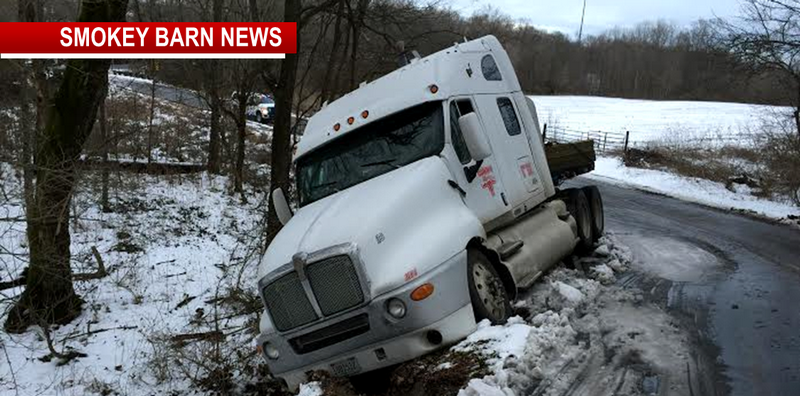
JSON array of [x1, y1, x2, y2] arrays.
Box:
[[544, 139, 596, 184]]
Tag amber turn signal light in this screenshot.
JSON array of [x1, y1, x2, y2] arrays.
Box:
[[429, 84, 439, 94], [410, 283, 434, 301], [333, 123, 341, 132], [347, 116, 355, 125], [361, 110, 369, 119]]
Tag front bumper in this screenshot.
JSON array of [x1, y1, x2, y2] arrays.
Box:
[[256, 250, 475, 388], [280, 304, 474, 390]]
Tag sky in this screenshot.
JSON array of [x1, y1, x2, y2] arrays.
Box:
[[449, 0, 742, 37]]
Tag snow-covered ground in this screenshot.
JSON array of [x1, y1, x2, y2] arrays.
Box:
[[588, 156, 800, 220], [0, 165, 269, 395], [531, 95, 790, 146]]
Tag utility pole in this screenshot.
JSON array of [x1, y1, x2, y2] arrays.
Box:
[[578, 0, 587, 43]]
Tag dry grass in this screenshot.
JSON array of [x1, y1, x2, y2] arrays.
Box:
[[622, 128, 800, 205]]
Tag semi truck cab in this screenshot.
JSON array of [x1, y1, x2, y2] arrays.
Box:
[[256, 35, 604, 389]]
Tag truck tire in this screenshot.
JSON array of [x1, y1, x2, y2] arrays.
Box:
[[566, 189, 594, 253], [467, 249, 512, 324], [582, 185, 604, 241]]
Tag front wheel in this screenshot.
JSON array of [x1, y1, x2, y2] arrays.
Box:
[[467, 249, 511, 324]]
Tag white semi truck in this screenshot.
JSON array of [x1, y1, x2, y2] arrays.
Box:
[[256, 35, 604, 389]]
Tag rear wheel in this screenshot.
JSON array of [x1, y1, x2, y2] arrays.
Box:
[[467, 250, 511, 324], [566, 189, 594, 253], [582, 185, 604, 241]]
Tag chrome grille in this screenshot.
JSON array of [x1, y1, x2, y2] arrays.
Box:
[[262, 272, 318, 331], [307, 255, 364, 316]]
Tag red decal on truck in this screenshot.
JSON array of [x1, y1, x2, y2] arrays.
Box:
[[520, 162, 533, 177], [404, 268, 418, 282], [478, 166, 497, 196]]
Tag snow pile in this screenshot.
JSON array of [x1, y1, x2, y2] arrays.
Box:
[[553, 281, 583, 304], [297, 382, 324, 396], [589, 156, 800, 220], [450, 234, 698, 396]]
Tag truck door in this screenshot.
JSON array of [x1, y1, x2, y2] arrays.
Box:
[[473, 94, 542, 214], [445, 97, 509, 225]]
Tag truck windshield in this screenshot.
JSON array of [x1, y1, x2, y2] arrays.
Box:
[[296, 101, 444, 206]]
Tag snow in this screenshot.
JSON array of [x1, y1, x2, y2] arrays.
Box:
[[553, 281, 584, 303], [0, 169, 267, 396], [452, 235, 648, 396], [531, 95, 789, 146], [589, 264, 615, 285], [587, 156, 800, 220], [297, 381, 324, 396]]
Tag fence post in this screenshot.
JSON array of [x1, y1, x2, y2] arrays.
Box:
[[623, 131, 630, 153], [603, 132, 608, 153]]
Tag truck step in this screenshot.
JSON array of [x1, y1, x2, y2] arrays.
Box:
[[497, 241, 524, 260]]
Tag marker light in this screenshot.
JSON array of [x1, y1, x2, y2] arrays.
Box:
[[411, 283, 435, 301], [361, 110, 369, 119], [347, 116, 355, 125], [387, 298, 406, 318], [429, 84, 439, 94], [333, 123, 341, 132]]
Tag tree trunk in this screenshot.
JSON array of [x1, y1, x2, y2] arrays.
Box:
[[18, 0, 35, 213], [147, 62, 156, 164], [207, 66, 222, 173], [4, 0, 129, 334], [320, 0, 344, 104], [234, 91, 247, 198], [206, 0, 223, 173], [100, 86, 110, 212], [795, 84, 800, 141], [266, 0, 301, 244]]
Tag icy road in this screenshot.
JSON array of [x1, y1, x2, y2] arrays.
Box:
[[580, 179, 800, 396]]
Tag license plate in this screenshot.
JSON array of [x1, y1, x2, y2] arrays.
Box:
[[330, 357, 361, 376]]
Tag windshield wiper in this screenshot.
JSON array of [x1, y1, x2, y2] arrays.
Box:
[[360, 159, 400, 169]]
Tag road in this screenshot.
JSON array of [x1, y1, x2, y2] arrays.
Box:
[[109, 74, 208, 108], [586, 179, 800, 396]]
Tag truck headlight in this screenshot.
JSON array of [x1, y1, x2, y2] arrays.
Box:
[[387, 298, 406, 319], [264, 342, 280, 360]]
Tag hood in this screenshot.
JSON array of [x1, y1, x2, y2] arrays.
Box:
[[258, 156, 483, 297]]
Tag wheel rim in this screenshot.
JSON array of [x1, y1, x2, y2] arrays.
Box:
[[472, 262, 506, 319]]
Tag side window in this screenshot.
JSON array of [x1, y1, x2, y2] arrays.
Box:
[[449, 100, 474, 164], [497, 97, 521, 136], [481, 55, 502, 81]]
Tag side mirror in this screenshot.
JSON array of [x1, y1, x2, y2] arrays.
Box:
[[271, 188, 293, 225], [458, 113, 492, 161]]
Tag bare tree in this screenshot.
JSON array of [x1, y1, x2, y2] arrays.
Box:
[[5, 0, 129, 333], [720, 0, 800, 137], [206, 0, 224, 174]]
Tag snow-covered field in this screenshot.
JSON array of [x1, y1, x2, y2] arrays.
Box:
[[531, 95, 791, 146], [588, 157, 800, 221]]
